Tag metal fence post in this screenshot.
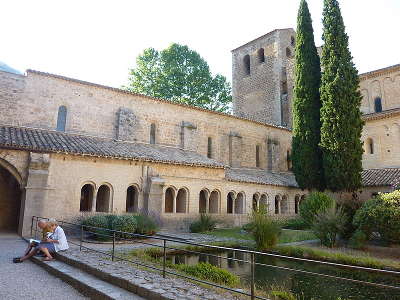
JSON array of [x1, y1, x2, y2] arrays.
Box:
[[80, 225, 83, 251], [251, 252, 255, 300], [35, 218, 39, 239], [112, 232, 116, 262], [30, 216, 34, 237], [163, 239, 166, 278]]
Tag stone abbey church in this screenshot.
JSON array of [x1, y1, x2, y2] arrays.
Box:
[[1, 28, 399, 235]]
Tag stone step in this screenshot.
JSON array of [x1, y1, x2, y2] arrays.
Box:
[[31, 256, 145, 300]]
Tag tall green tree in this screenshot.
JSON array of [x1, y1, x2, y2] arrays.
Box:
[[320, 0, 364, 192], [124, 43, 232, 113], [292, 0, 325, 191]]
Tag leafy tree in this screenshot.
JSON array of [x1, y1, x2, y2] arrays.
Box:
[[124, 44, 232, 112], [292, 0, 325, 191], [319, 0, 364, 192]]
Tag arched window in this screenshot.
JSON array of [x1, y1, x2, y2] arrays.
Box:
[[286, 47, 292, 58], [294, 195, 300, 214], [80, 184, 94, 211], [176, 188, 187, 213], [291, 36, 295, 47], [256, 145, 260, 168], [235, 192, 245, 214], [260, 194, 268, 210], [374, 98, 382, 112], [367, 138, 374, 154], [96, 185, 111, 212], [287, 150, 292, 171], [150, 123, 156, 144], [56, 106, 67, 132], [227, 192, 234, 214], [126, 185, 139, 213], [243, 55, 250, 75], [275, 195, 280, 214], [199, 189, 208, 213], [257, 48, 265, 63], [165, 187, 174, 213], [207, 137, 213, 158], [209, 190, 220, 214]]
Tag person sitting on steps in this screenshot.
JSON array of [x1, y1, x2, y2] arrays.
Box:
[[21, 219, 52, 257], [14, 219, 69, 263]]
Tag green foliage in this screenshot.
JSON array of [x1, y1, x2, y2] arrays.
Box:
[[275, 245, 400, 271], [311, 207, 347, 248], [81, 215, 111, 241], [292, 0, 324, 191], [249, 205, 282, 250], [337, 194, 364, 240], [124, 43, 232, 112], [353, 190, 400, 244], [319, 0, 364, 192], [348, 229, 367, 249], [134, 214, 158, 235], [175, 262, 239, 287], [299, 192, 335, 226], [280, 217, 310, 230], [81, 214, 158, 240], [189, 214, 218, 233], [271, 290, 297, 300]]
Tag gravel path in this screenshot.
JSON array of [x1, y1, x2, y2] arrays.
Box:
[[0, 232, 88, 300]]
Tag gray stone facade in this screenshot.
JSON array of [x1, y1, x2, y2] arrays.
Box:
[[232, 28, 295, 128]]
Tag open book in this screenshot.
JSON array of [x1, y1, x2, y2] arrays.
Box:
[[29, 239, 41, 246]]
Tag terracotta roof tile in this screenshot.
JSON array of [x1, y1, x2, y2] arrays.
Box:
[[226, 167, 298, 188], [362, 168, 400, 187], [0, 125, 224, 169]]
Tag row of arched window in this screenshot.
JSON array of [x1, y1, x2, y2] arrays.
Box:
[[79, 183, 139, 213], [163, 187, 306, 215]]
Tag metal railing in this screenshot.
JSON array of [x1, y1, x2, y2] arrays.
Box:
[[31, 216, 400, 300]]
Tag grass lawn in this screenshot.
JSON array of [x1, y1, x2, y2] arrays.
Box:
[[202, 227, 316, 244]]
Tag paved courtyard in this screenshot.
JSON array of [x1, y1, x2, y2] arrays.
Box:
[[0, 232, 88, 300]]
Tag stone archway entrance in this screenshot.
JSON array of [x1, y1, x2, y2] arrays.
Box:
[[0, 163, 22, 232]]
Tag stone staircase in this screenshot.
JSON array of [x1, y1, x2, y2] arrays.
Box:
[[29, 244, 242, 300]]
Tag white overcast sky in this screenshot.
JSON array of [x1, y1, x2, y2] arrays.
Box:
[[1, 0, 399, 88]]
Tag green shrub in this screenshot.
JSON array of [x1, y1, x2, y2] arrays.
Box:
[[112, 215, 137, 238], [280, 217, 310, 230], [299, 192, 335, 226], [81, 214, 157, 240], [189, 214, 217, 233], [311, 207, 347, 248], [353, 190, 400, 244], [249, 204, 281, 250], [271, 290, 297, 300], [336, 194, 365, 240], [81, 215, 112, 240], [348, 230, 367, 249], [175, 262, 239, 287], [134, 214, 158, 235]]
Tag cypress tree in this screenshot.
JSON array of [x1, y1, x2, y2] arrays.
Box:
[[320, 0, 364, 192], [292, 0, 325, 191]]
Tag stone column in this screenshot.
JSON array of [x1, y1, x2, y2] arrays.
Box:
[[206, 193, 210, 214], [173, 192, 177, 213], [91, 193, 97, 212], [21, 153, 51, 236]]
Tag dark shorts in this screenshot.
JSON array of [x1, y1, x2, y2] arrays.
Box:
[[36, 242, 55, 253]]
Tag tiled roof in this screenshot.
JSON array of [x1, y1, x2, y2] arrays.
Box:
[[362, 168, 400, 187], [362, 107, 400, 121], [225, 167, 298, 188], [0, 125, 224, 168]]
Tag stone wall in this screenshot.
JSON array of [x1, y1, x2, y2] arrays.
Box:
[[0, 70, 292, 172], [362, 113, 400, 169], [359, 65, 400, 114], [232, 28, 296, 128]]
